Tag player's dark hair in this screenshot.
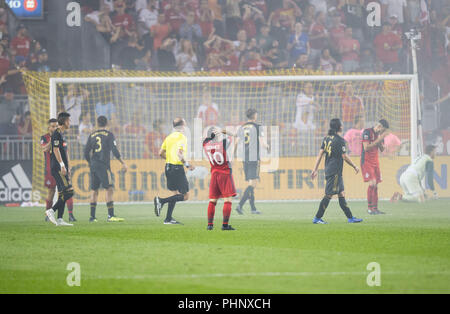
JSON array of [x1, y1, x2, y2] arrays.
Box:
[[246, 108, 257, 120], [48, 118, 57, 124], [328, 118, 342, 135], [173, 117, 185, 128], [97, 115, 108, 127], [379, 119, 389, 129], [425, 144, 436, 155], [57, 112, 70, 126]]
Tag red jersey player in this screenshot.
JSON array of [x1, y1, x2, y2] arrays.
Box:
[[361, 119, 390, 215], [203, 127, 237, 231], [40, 118, 75, 222]]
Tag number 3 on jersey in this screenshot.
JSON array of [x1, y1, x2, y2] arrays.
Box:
[[95, 136, 102, 152]]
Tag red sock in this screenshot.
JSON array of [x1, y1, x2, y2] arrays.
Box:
[[207, 202, 216, 226], [46, 199, 52, 210], [66, 198, 74, 213], [223, 202, 232, 225], [367, 186, 374, 211], [373, 186, 378, 209]]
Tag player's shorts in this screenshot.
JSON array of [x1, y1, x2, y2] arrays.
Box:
[[44, 172, 56, 189], [325, 174, 345, 195], [399, 170, 423, 197], [51, 168, 72, 193], [243, 161, 260, 181], [361, 162, 382, 183], [90, 162, 114, 190], [165, 164, 189, 194], [209, 171, 237, 199]]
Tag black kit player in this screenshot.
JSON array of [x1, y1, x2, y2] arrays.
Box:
[[45, 112, 74, 226], [310, 118, 363, 224], [235, 108, 269, 215], [41, 118, 75, 222], [84, 116, 127, 222]]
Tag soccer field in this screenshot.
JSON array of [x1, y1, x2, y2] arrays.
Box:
[[0, 200, 449, 294]]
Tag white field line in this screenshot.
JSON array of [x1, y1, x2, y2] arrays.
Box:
[[91, 271, 450, 281]]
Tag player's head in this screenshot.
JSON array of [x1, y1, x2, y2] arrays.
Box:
[[173, 117, 186, 131], [425, 144, 437, 159], [48, 118, 58, 134], [246, 108, 258, 122], [206, 126, 220, 142], [328, 118, 342, 136], [375, 119, 389, 133], [57, 112, 71, 129], [97, 115, 108, 128]]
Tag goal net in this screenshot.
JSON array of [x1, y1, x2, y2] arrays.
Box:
[[23, 70, 417, 203]]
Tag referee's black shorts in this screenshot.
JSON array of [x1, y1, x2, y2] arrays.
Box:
[[325, 174, 345, 196], [51, 168, 72, 192], [90, 162, 114, 190], [243, 161, 260, 181], [165, 164, 189, 194]]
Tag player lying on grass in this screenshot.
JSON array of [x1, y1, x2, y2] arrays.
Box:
[[311, 118, 363, 224], [84, 116, 127, 222], [41, 118, 75, 222], [203, 127, 237, 231], [391, 145, 438, 203]]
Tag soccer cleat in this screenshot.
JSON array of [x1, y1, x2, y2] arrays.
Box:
[[368, 209, 378, 215], [251, 209, 262, 215], [348, 217, 363, 223], [313, 217, 328, 224], [164, 219, 183, 225], [56, 218, 73, 226], [154, 196, 162, 217], [69, 214, 77, 222], [45, 209, 57, 225], [207, 225, 214, 231], [89, 217, 98, 223], [107, 216, 125, 222], [374, 209, 385, 215], [222, 224, 235, 230], [235, 204, 243, 215]]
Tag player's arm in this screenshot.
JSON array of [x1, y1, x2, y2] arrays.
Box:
[[311, 149, 325, 180], [40, 136, 51, 152], [343, 153, 359, 174], [84, 136, 92, 164], [177, 143, 195, 171], [362, 131, 389, 151], [110, 134, 127, 172], [52, 134, 67, 176]]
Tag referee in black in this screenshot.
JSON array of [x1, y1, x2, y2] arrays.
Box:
[[153, 118, 195, 225], [84, 116, 127, 222], [235, 108, 268, 215]]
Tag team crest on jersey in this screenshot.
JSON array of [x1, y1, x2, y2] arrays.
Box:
[[63, 142, 67, 147], [53, 140, 59, 146]]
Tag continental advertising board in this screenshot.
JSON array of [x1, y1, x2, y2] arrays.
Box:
[[67, 157, 449, 202]]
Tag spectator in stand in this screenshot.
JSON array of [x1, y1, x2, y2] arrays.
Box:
[[156, 37, 177, 71], [64, 84, 90, 129], [112, 0, 136, 39], [287, 22, 310, 66], [85, 6, 121, 44], [338, 0, 365, 45], [344, 115, 364, 156], [197, 88, 219, 127], [78, 112, 94, 148], [175, 39, 198, 73], [338, 27, 360, 72], [233, 29, 247, 58], [29, 49, 51, 72], [124, 111, 147, 137], [17, 111, 32, 137], [269, 0, 302, 31], [381, 0, 407, 27], [309, 11, 329, 66], [144, 119, 166, 158], [241, 48, 272, 72], [373, 23, 403, 72], [256, 25, 274, 52], [242, 3, 265, 39], [150, 13, 171, 51], [335, 82, 364, 131], [301, 3, 316, 30], [319, 48, 337, 73], [119, 32, 145, 70], [382, 132, 402, 157], [294, 82, 317, 131], [328, 11, 346, 50], [359, 48, 376, 72], [197, 0, 215, 39], [225, 0, 242, 41], [10, 24, 31, 64], [294, 53, 309, 69], [26, 40, 42, 69], [265, 39, 289, 69], [179, 11, 202, 44], [164, 0, 186, 34], [309, 0, 328, 15], [388, 14, 403, 36], [137, 0, 158, 39]]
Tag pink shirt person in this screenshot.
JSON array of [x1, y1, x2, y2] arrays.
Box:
[[344, 128, 363, 156], [382, 133, 402, 155]]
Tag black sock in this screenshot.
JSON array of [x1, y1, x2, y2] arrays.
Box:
[[166, 201, 176, 221], [160, 194, 184, 205], [338, 197, 353, 219], [107, 201, 114, 217], [239, 186, 253, 207], [249, 189, 257, 211], [90, 202, 97, 218], [315, 196, 331, 219], [52, 194, 66, 219]]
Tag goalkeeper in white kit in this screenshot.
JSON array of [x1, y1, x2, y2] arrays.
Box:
[[391, 145, 438, 203]]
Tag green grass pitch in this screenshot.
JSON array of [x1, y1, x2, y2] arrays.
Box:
[[0, 200, 449, 294]]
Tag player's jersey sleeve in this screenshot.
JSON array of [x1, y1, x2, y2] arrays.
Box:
[[340, 138, 347, 155], [52, 131, 62, 149], [84, 134, 92, 163], [320, 137, 327, 150]]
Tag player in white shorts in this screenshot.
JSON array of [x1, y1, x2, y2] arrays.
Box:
[[391, 145, 437, 203]]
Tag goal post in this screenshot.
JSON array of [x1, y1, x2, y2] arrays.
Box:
[[25, 70, 419, 203]]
